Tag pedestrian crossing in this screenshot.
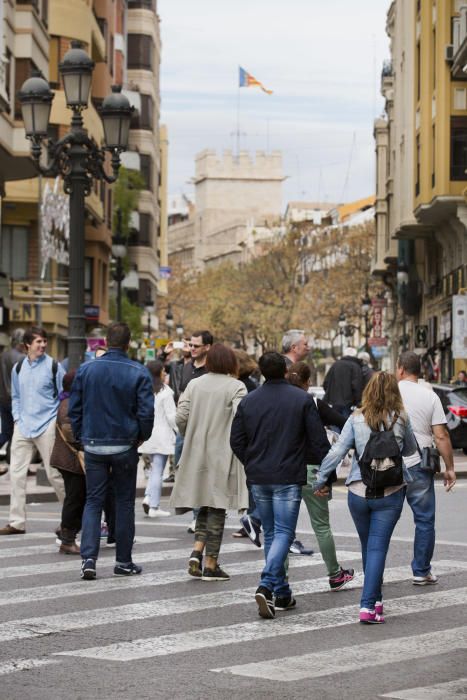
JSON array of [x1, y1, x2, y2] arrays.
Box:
[[0, 522, 466, 699]]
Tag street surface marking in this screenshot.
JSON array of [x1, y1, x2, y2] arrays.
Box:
[[212, 626, 467, 681], [0, 536, 175, 558], [0, 541, 260, 579], [380, 677, 467, 698], [331, 530, 467, 549], [57, 580, 467, 662], [0, 551, 359, 606], [0, 658, 57, 676], [0, 559, 452, 644]]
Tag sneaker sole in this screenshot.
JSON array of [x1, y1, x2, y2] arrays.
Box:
[[412, 579, 438, 586], [275, 603, 296, 611], [81, 570, 96, 580], [188, 558, 202, 578], [113, 570, 142, 577], [330, 574, 355, 592], [360, 618, 385, 625], [255, 592, 275, 619], [201, 575, 230, 581]]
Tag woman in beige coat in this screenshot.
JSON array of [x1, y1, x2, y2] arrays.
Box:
[[170, 343, 248, 581]]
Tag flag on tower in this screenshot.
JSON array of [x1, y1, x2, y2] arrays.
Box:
[[239, 66, 273, 95]]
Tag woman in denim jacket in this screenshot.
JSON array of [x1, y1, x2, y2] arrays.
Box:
[[313, 371, 418, 624]]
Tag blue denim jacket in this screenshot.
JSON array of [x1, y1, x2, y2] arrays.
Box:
[[313, 410, 419, 491], [69, 349, 154, 446]]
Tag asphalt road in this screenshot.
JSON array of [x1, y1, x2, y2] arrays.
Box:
[[0, 482, 466, 700]]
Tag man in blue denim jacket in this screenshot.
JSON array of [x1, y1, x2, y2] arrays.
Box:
[[69, 322, 154, 580]]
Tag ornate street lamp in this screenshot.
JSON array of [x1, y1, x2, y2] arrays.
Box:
[[18, 41, 133, 369], [145, 296, 154, 337], [112, 209, 127, 322], [176, 321, 184, 339], [165, 304, 174, 336], [397, 263, 409, 351], [361, 284, 372, 353]]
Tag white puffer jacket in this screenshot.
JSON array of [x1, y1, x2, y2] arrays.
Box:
[[138, 385, 177, 455]]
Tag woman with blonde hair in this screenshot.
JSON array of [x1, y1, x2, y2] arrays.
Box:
[[313, 371, 418, 624]]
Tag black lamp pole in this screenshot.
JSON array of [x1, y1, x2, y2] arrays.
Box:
[[112, 209, 127, 323], [18, 41, 133, 369]]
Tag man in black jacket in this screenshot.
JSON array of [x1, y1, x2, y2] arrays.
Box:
[[230, 352, 330, 619], [323, 347, 363, 421]]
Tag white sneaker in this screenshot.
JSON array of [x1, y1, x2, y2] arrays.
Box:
[[148, 507, 171, 518], [142, 496, 150, 515], [413, 572, 438, 586]]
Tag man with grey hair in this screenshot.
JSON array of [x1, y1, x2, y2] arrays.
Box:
[[358, 350, 374, 389], [281, 329, 310, 368], [0, 329, 25, 471]]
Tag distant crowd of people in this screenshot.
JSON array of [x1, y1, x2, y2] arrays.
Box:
[[0, 323, 458, 624]]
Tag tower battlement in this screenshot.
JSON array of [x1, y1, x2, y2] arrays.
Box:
[[195, 149, 283, 182]]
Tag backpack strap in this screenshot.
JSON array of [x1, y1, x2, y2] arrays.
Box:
[[16, 356, 59, 399]]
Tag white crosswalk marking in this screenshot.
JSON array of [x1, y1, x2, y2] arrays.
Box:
[[0, 536, 175, 558], [57, 580, 467, 662], [0, 550, 360, 606], [0, 658, 58, 676], [213, 627, 467, 681], [0, 540, 259, 579], [380, 678, 467, 699], [1, 560, 460, 644]]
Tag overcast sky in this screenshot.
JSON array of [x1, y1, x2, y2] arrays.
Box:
[[158, 0, 390, 209]]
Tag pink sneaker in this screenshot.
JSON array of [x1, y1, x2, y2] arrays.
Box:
[[375, 601, 383, 616], [359, 608, 385, 624]]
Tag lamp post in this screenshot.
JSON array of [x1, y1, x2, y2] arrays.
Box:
[[397, 263, 409, 352], [338, 309, 347, 357], [18, 41, 133, 369], [111, 209, 127, 323], [361, 284, 372, 353], [165, 303, 174, 337], [145, 296, 154, 338], [176, 321, 184, 339]]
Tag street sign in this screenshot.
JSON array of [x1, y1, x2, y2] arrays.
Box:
[[414, 325, 428, 349], [145, 348, 156, 361]]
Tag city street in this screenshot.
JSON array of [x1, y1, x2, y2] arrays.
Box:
[[0, 480, 466, 699]]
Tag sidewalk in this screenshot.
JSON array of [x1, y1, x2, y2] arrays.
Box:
[[0, 461, 172, 506], [1, 452, 466, 506]]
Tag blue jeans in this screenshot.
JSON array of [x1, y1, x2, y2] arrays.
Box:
[[405, 464, 435, 577], [174, 434, 184, 466], [348, 488, 405, 609], [145, 453, 168, 508], [81, 447, 139, 565], [251, 483, 302, 597], [247, 487, 261, 525]]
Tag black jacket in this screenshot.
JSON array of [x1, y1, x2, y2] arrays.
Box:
[[230, 379, 330, 486], [323, 356, 363, 408]]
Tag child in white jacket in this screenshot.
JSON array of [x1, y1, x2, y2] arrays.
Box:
[[139, 360, 177, 517]]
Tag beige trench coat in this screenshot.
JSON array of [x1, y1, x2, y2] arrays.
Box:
[[170, 372, 248, 512]]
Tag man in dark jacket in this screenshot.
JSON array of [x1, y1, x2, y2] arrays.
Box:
[[230, 352, 330, 619], [323, 347, 363, 420], [0, 329, 25, 468], [69, 323, 154, 581]]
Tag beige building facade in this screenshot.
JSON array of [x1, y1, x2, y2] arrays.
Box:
[[168, 149, 284, 271]]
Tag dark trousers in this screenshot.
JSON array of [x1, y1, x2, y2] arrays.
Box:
[[195, 507, 226, 558], [0, 400, 14, 459], [58, 468, 86, 537], [80, 447, 139, 564]]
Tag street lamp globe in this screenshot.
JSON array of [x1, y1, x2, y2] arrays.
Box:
[[18, 72, 54, 138], [338, 311, 347, 330], [397, 264, 409, 287], [176, 322, 184, 338], [111, 237, 127, 260], [59, 40, 94, 110], [165, 304, 174, 331], [100, 85, 133, 151], [361, 294, 372, 316]]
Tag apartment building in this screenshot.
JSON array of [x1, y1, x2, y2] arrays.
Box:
[[374, 0, 467, 379]]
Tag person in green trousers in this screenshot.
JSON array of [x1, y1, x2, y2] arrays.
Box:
[[288, 362, 355, 591]]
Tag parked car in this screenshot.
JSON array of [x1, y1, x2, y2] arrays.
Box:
[[431, 384, 467, 453]]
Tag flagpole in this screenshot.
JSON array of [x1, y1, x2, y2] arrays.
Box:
[[236, 83, 241, 157]]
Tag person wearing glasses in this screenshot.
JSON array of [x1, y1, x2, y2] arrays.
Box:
[[179, 330, 213, 394]]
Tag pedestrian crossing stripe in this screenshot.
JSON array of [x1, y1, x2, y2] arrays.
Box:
[[0, 541, 261, 579], [0, 559, 456, 645], [212, 625, 467, 682], [0, 536, 175, 559], [57, 574, 467, 662], [0, 550, 360, 607], [0, 658, 58, 676], [380, 677, 467, 699]]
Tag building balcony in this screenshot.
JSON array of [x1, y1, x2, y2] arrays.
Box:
[[450, 9, 467, 79]]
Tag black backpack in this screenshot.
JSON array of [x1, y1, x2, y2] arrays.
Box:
[[15, 357, 60, 399], [358, 415, 404, 499]]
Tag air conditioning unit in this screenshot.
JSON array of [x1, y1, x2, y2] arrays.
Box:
[[445, 44, 454, 62]]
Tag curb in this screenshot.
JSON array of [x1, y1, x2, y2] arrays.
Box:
[[0, 484, 173, 507]]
